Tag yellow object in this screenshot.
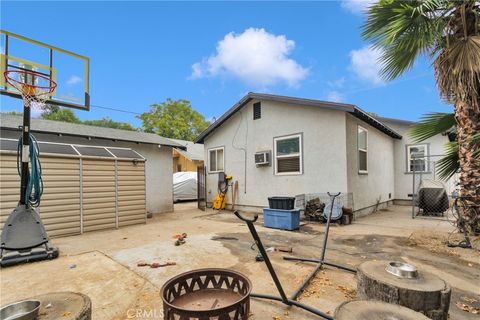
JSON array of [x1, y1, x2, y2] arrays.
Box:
[[213, 174, 232, 210], [213, 193, 227, 210]]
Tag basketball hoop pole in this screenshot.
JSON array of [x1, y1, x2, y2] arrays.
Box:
[[19, 99, 31, 206]]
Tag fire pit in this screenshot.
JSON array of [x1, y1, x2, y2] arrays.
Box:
[[161, 268, 251, 320]]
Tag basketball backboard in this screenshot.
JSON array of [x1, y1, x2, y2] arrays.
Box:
[[1, 30, 90, 110]]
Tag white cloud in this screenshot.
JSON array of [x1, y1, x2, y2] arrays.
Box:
[[327, 90, 344, 103], [190, 28, 309, 88], [328, 77, 346, 89], [66, 75, 82, 85], [349, 46, 384, 85], [341, 0, 376, 14]]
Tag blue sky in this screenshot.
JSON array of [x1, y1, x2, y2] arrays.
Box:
[[1, 1, 452, 128]]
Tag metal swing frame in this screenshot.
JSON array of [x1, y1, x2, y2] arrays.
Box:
[[234, 192, 356, 319]]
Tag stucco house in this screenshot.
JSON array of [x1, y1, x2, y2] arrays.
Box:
[[0, 114, 183, 237], [195, 93, 454, 215]]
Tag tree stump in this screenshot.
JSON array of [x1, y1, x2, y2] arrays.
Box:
[[30, 292, 91, 320], [335, 300, 431, 320], [357, 260, 450, 320]]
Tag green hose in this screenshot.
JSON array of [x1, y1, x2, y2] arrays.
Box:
[[17, 133, 43, 207]]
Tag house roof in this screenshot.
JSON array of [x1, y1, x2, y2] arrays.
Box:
[[0, 113, 184, 149], [194, 93, 403, 143], [170, 138, 204, 161], [375, 116, 416, 126]]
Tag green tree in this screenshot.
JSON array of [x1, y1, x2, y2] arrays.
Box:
[[362, 0, 480, 233], [138, 98, 210, 140], [83, 117, 137, 131], [42, 107, 81, 123]]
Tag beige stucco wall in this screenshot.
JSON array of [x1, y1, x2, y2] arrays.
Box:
[[203, 100, 349, 209], [381, 119, 457, 200], [345, 114, 395, 210], [1, 130, 174, 214]]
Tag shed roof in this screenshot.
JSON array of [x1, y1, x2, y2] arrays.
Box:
[[194, 93, 403, 143], [0, 113, 184, 149], [170, 139, 204, 161]]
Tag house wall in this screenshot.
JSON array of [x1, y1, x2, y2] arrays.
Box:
[[345, 114, 395, 212], [1, 130, 174, 214], [203, 100, 349, 210], [380, 120, 457, 201]]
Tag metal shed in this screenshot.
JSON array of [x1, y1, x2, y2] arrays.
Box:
[[0, 138, 146, 237]]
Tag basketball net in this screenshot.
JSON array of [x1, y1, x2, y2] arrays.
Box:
[[4, 70, 57, 110]]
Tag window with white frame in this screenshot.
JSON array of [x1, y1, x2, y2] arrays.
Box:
[[208, 147, 224, 173], [407, 144, 428, 172], [358, 126, 368, 173], [274, 134, 302, 175]]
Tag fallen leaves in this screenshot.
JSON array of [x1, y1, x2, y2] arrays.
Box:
[[456, 301, 480, 314], [456, 296, 480, 314]]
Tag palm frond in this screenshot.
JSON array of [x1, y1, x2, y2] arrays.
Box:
[[409, 112, 455, 143], [363, 0, 446, 80], [436, 141, 459, 180]]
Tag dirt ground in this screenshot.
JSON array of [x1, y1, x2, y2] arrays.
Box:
[[1, 203, 479, 319]]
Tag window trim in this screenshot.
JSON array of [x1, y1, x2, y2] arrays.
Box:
[[357, 125, 368, 174], [273, 133, 303, 176], [406, 143, 429, 173], [208, 146, 225, 173]]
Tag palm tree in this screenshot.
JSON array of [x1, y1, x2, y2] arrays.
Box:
[[362, 0, 480, 233]]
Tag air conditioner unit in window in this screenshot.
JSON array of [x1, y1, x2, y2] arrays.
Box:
[[255, 151, 271, 166]]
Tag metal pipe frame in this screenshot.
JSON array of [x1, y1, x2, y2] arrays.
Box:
[[282, 193, 356, 300], [234, 211, 335, 320]]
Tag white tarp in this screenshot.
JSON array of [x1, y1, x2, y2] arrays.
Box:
[[173, 171, 197, 201]]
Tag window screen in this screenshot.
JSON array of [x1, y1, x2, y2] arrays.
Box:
[[209, 147, 224, 172], [358, 126, 368, 173], [407, 145, 427, 172], [253, 102, 261, 120], [274, 134, 302, 174]]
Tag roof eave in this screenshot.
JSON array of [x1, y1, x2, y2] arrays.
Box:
[[0, 126, 187, 149]]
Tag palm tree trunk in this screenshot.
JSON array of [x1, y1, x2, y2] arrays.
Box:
[[455, 98, 480, 234]]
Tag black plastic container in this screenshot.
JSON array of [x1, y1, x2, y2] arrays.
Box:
[[268, 197, 295, 210]]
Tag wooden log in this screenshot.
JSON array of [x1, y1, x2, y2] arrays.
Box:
[[335, 300, 431, 320], [31, 292, 91, 320], [357, 260, 451, 320]]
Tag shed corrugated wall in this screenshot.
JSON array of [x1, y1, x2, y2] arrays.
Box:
[[0, 152, 146, 237]]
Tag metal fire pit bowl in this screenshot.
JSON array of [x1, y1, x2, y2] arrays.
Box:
[[386, 261, 419, 279], [0, 300, 40, 320], [161, 268, 252, 320]]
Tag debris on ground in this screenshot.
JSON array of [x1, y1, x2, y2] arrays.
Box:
[[305, 197, 325, 221], [174, 233, 187, 246], [69, 264, 76, 269], [211, 236, 239, 241], [407, 230, 480, 256], [456, 301, 480, 314], [335, 284, 357, 300], [137, 260, 176, 268]]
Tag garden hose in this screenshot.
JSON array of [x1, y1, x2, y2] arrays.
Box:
[[17, 133, 43, 207]]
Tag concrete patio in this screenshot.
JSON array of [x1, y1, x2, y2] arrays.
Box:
[[1, 203, 479, 319]]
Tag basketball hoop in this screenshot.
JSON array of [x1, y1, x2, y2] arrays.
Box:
[[4, 69, 57, 109]]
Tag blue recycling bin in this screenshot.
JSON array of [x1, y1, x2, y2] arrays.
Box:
[[263, 208, 300, 231]]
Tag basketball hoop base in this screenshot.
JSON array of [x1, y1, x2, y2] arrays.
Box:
[[0, 204, 59, 267]]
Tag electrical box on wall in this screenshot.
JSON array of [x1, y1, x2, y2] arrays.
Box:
[[255, 151, 271, 166]]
